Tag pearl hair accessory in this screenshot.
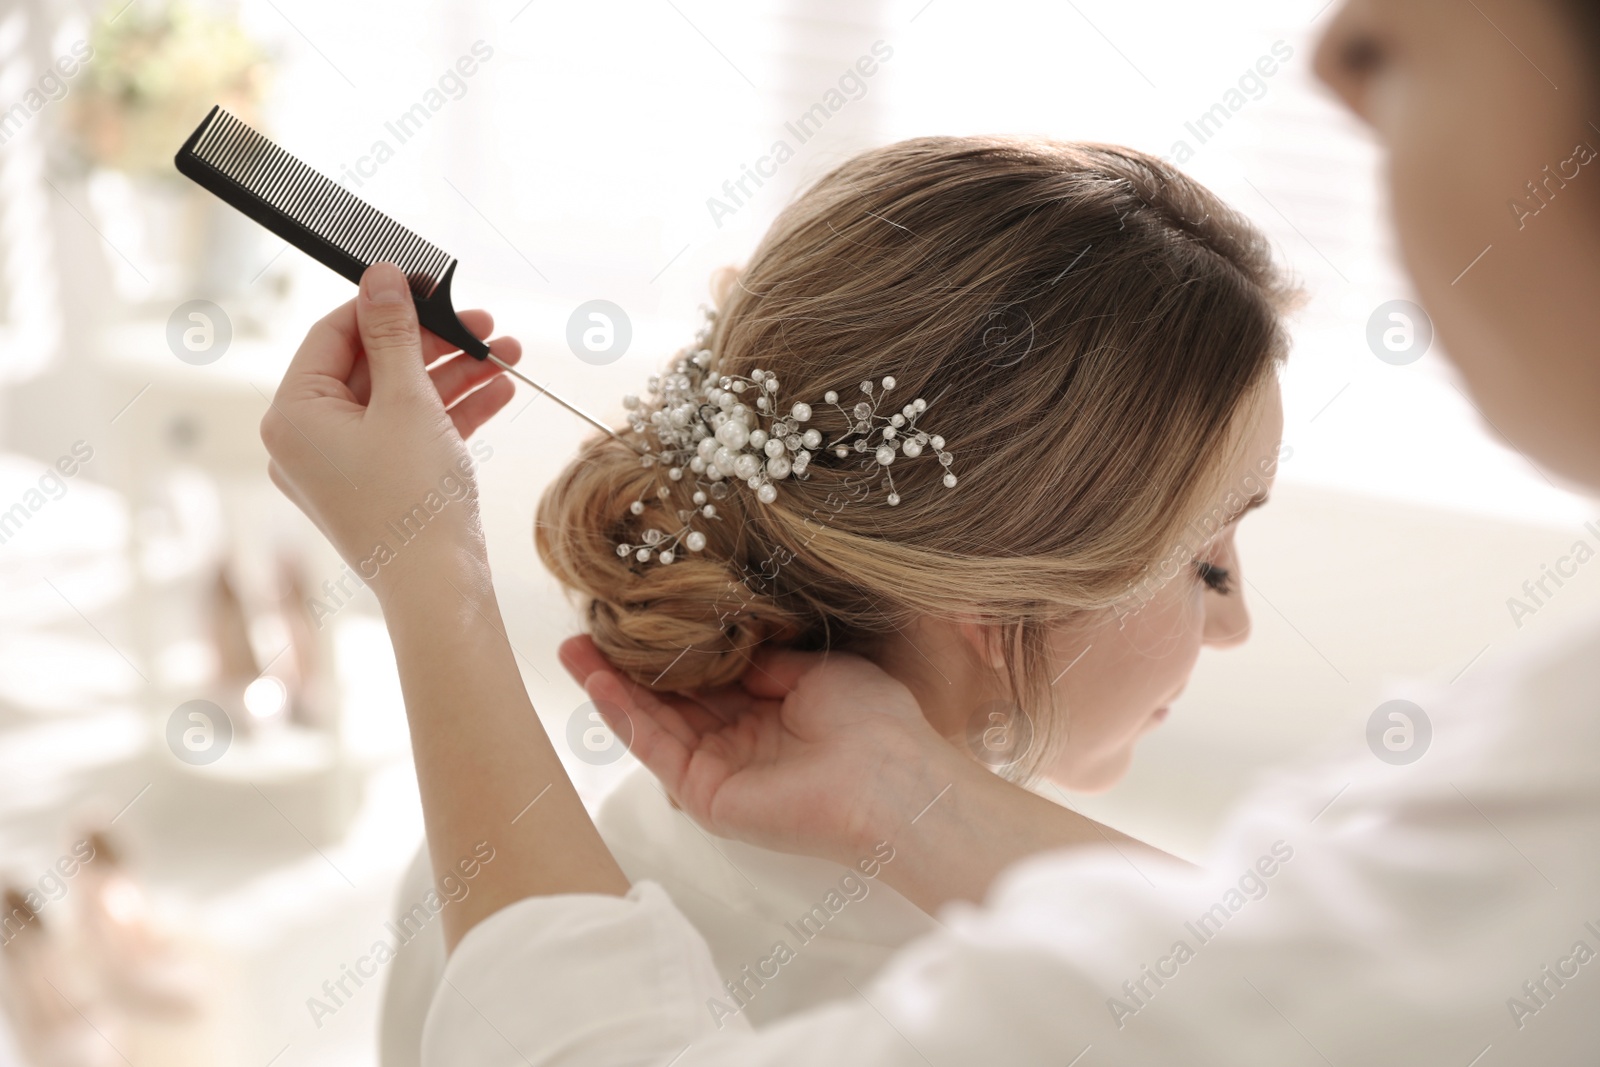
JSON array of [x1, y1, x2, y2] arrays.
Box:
[[615, 308, 958, 566]]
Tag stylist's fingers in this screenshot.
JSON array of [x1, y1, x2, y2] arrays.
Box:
[[356, 263, 433, 409], [585, 672, 694, 795], [589, 668, 701, 750], [279, 299, 362, 403], [446, 375, 515, 438], [430, 336, 522, 408], [557, 635, 610, 685], [558, 636, 715, 744], [348, 310, 499, 403]]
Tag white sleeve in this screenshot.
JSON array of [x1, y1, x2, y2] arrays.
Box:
[[416, 763, 1598, 1066], [418, 623, 1600, 1066], [417, 863, 1231, 1066]]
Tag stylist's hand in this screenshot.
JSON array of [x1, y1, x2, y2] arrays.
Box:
[[261, 263, 521, 599], [559, 636, 970, 868], [562, 637, 1180, 913]]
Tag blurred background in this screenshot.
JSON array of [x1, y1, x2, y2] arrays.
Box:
[[1, 0, 1597, 1063]]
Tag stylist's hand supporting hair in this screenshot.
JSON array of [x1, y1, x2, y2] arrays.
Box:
[[560, 636, 1175, 914], [264, 263, 630, 949]]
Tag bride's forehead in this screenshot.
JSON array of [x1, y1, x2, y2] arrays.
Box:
[[1211, 387, 1284, 512]]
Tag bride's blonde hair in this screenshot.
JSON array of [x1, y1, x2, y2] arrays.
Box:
[[537, 136, 1295, 736]]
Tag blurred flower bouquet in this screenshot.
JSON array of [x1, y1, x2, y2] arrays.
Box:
[[67, 0, 269, 176], [63, 1, 275, 305]]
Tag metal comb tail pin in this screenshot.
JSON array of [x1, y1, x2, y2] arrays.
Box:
[[174, 105, 618, 441]]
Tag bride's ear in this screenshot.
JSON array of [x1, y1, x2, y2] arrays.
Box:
[[955, 618, 1008, 671]]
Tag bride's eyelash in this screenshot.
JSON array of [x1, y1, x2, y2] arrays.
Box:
[[1195, 560, 1233, 596]]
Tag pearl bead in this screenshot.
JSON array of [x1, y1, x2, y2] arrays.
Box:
[[731, 381, 746, 393], [657, 486, 670, 498], [713, 446, 738, 474], [702, 504, 717, 517], [764, 438, 785, 458], [636, 548, 651, 561], [659, 550, 675, 564], [883, 426, 896, 440], [734, 453, 761, 480], [765, 377, 780, 392], [616, 544, 630, 556], [902, 439, 923, 458], [890, 414, 905, 427], [716, 420, 749, 449], [930, 435, 945, 449], [752, 369, 766, 381], [835, 446, 849, 458], [689, 456, 706, 473], [693, 490, 707, 505], [824, 390, 838, 403], [668, 467, 683, 480], [791, 402, 811, 421], [943, 473, 958, 488], [698, 437, 718, 459], [875, 445, 895, 465], [686, 531, 707, 551], [767, 455, 791, 478], [882, 375, 895, 389], [748, 429, 768, 450], [629, 501, 644, 515], [756, 483, 778, 503], [717, 392, 736, 410], [887, 492, 900, 506], [802, 429, 822, 448], [914, 399, 927, 413]]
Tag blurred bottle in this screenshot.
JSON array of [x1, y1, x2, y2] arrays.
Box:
[[0, 887, 118, 1067], [74, 831, 203, 1018]]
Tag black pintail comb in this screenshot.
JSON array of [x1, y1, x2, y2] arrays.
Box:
[[175, 105, 617, 439]]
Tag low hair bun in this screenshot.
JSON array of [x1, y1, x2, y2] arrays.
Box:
[[536, 435, 806, 691]]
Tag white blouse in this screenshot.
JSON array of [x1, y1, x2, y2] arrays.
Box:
[[379, 767, 939, 1066], [414, 612, 1600, 1065]]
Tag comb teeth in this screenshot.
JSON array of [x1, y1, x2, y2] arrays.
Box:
[[179, 106, 453, 297]]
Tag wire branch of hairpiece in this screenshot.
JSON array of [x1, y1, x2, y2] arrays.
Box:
[[616, 306, 959, 567]]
